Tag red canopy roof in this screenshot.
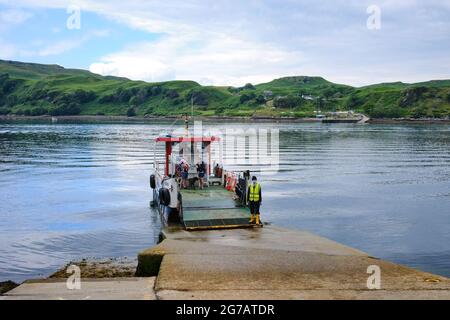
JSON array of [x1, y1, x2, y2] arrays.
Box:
[[155, 136, 220, 143]]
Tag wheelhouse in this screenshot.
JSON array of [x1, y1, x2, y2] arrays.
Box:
[[154, 136, 222, 181]]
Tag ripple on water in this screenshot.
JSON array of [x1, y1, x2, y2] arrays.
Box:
[[0, 121, 449, 282]]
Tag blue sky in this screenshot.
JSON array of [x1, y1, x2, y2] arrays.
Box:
[[0, 0, 450, 86]]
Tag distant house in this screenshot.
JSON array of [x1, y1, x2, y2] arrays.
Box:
[[301, 94, 315, 100], [263, 90, 273, 99]]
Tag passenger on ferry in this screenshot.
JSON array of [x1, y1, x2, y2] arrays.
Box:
[[196, 160, 207, 189], [179, 158, 190, 189]]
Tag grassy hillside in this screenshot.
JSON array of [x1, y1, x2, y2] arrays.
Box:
[[1, 59, 449, 119]]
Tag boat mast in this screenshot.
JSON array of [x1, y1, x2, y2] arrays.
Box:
[[184, 113, 189, 137], [185, 93, 195, 137], [191, 95, 194, 119]]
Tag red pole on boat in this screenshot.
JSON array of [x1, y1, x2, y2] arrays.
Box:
[[208, 142, 211, 176], [165, 142, 172, 176]]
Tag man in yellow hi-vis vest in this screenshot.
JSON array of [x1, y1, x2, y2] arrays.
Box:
[[247, 176, 262, 225]]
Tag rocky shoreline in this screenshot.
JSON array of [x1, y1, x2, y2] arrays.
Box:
[[0, 114, 317, 123], [0, 281, 19, 295], [1, 114, 449, 124], [368, 118, 450, 124], [0, 257, 137, 295], [50, 257, 138, 279]]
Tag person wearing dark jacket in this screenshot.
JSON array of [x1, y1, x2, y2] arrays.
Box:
[[247, 176, 262, 225], [196, 161, 206, 189]]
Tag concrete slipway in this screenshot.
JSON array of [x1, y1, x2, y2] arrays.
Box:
[[3, 225, 450, 300]]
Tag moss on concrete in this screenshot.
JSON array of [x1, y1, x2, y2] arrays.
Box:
[[136, 248, 165, 277]]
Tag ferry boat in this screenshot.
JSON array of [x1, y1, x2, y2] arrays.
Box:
[[149, 118, 259, 231]]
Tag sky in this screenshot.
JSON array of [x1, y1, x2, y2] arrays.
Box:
[[0, 0, 450, 87]]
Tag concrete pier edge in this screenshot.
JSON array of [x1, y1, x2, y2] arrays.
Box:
[[3, 225, 450, 300]]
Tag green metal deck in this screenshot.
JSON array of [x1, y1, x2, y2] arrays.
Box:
[[180, 186, 252, 230]]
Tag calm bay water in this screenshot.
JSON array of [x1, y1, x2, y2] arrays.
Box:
[[0, 120, 449, 282]]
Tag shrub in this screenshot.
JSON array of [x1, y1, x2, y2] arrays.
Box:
[[135, 88, 150, 103], [5, 95, 18, 107], [239, 92, 256, 104], [26, 90, 45, 102], [273, 95, 302, 109], [293, 111, 312, 118], [73, 90, 96, 103], [322, 88, 335, 99], [399, 87, 428, 107], [187, 91, 208, 106], [12, 108, 24, 115], [0, 107, 11, 115], [215, 106, 225, 115], [227, 87, 239, 94], [164, 89, 180, 99], [346, 94, 363, 109], [47, 91, 60, 102], [30, 106, 47, 116], [370, 105, 404, 118], [255, 95, 265, 104], [144, 105, 154, 114], [48, 103, 81, 116], [99, 94, 115, 103], [411, 106, 429, 119], [243, 83, 255, 90], [116, 88, 132, 103], [127, 107, 136, 117], [0, 73, 9, 86], [0, 74, 22, 94], [150, 86, 162, 96], [129, 96, 138, 106]]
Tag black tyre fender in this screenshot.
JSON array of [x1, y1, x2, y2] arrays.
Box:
[[159, 188, 171, 206], [150, 174, 156, 189]]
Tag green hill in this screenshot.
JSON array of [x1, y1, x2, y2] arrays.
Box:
[[0, 60, 96, 80], [1, 59, 449, 119]]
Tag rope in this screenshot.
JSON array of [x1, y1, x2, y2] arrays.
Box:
[[168, 116, 181, 132]]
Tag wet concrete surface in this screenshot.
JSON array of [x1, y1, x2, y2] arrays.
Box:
[[142, 226, 450, 300]]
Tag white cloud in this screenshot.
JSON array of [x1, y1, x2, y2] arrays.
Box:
[[1, 0, 450, 86], [0, 8, 32, 25], [89, 33, 304, 86]]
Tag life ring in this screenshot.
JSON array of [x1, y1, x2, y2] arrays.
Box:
[[159, 188, 171, 206]]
